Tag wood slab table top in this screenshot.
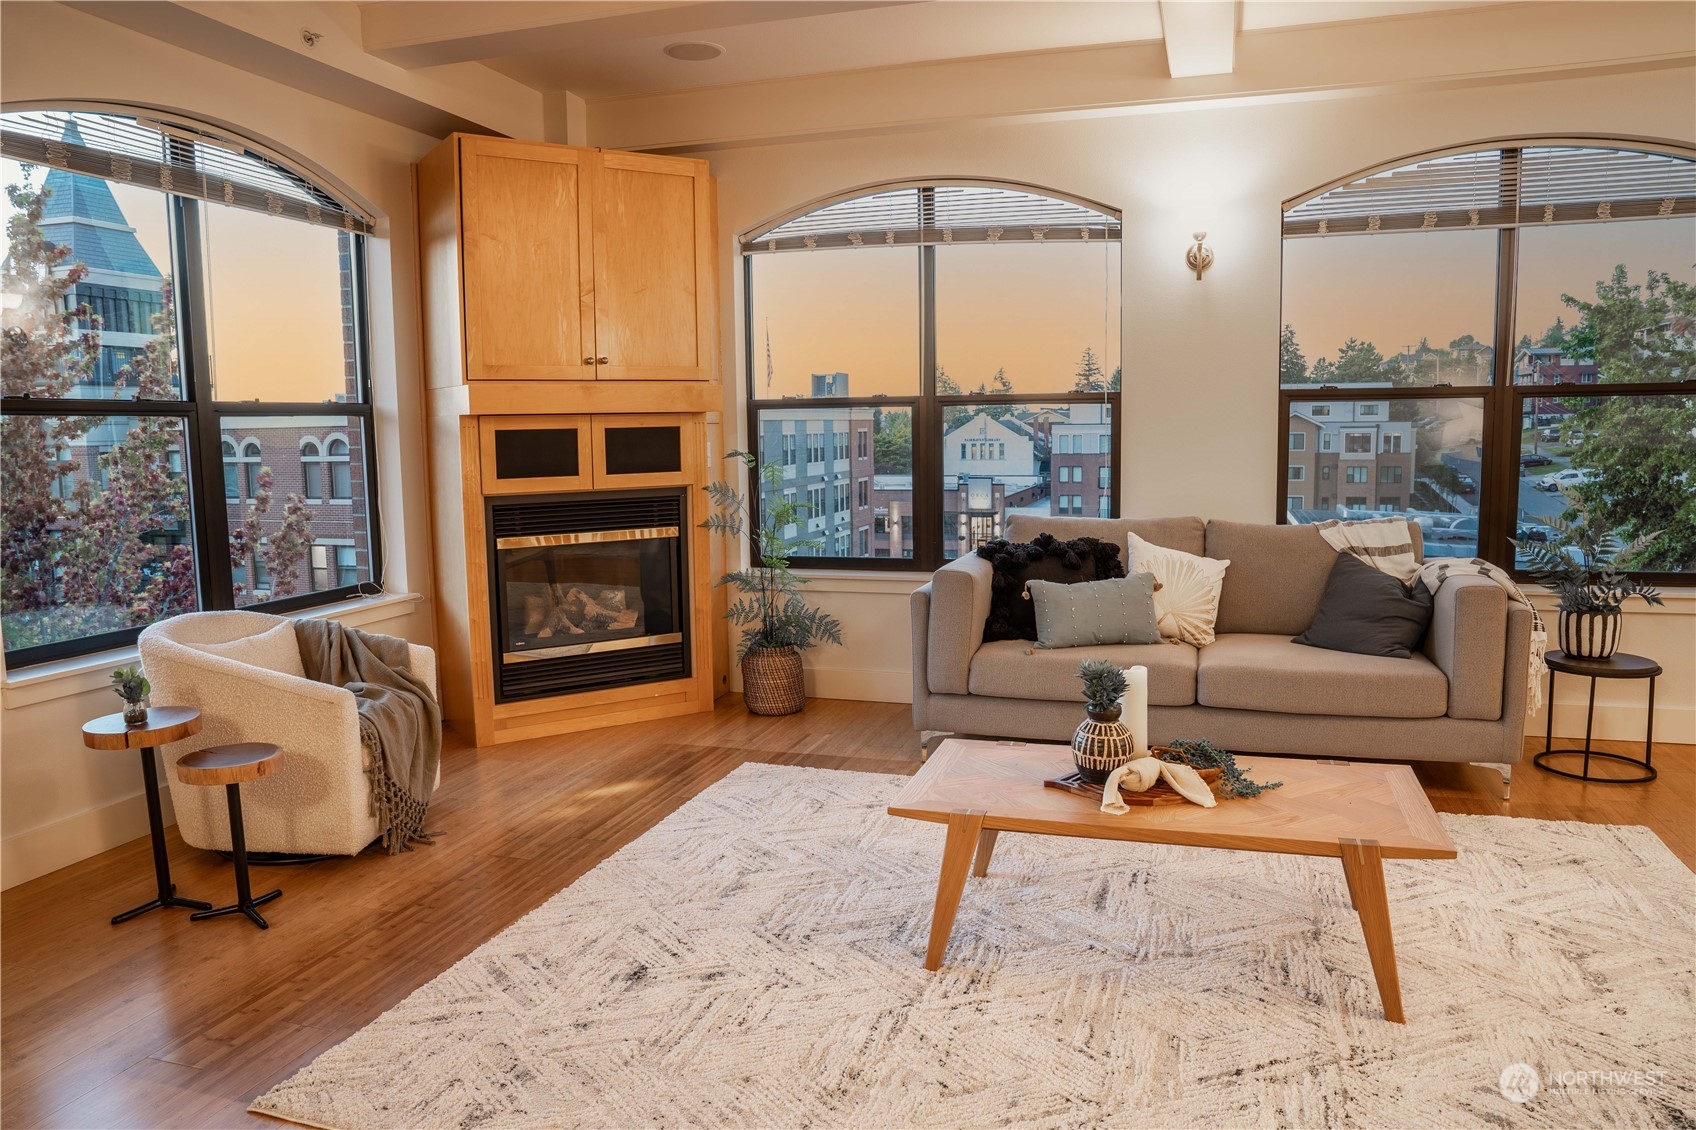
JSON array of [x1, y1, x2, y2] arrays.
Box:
[[81, 706, 202, 751], [888, 738, 1456, 862]]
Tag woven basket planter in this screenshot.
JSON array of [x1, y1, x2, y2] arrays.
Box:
[[1558, 609, 1622, 659], [741, 645, 805, 716]]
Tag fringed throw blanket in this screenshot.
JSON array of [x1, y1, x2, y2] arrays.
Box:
[[296, 620, 442, 853], [1315, 518, 1547, 713]]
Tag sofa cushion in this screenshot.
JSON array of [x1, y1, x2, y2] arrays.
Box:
[[1029, 574, 1162, 649], [969, 639, 1198, 706], [1206, 520, 1339, 636], [976, 534, 1125, 642], [189, 619, 307, 679], [1295, 553, 1434, 659], [1005, 514, 1206, 556], [1197, 633, 1447, 719]]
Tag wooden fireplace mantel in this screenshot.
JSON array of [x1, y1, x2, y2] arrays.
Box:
[[416, 134, 726, 746]]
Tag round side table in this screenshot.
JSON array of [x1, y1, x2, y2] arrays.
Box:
[[82, 706, 214, 923], [176, 743, 285, 930], [1534, 650, 1660, 784]]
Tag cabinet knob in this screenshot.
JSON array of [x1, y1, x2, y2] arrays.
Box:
[[597, 356, 609, 365], [583, 356, 596, 365]]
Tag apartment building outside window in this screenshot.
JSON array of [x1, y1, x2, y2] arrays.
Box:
[[1, 108, 380, 666]]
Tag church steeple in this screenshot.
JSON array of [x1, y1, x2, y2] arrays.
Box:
[[38, 118, 163, 281]]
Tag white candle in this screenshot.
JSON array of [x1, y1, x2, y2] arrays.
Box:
[[1121, 665, 1150, 755]]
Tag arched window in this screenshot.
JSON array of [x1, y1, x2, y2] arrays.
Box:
[[0, 106, 382, 663], [1278, 140, 1694, 582], [222, 439, 240, 499], [300, 438, 324, 503], [239, 439, 262, 501], [326, 437, 352, 501], [742, 181, 1121, 569]]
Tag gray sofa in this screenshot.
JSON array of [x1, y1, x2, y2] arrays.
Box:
[[910, 514, 1533, 794]]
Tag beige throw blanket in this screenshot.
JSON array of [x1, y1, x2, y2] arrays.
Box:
[[296, 620, 442, 853], [1314, 517, 1547, 713]]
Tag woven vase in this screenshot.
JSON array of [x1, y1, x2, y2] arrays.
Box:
[[1558, 609, 1621, 659], [1072, 704, 1135, 785], [741, 645, 805, 716]]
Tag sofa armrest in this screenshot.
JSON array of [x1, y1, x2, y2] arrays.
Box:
[[1425, 575, 1507, 720], [925, 554, 992, 695], [911, 583, 933, 731]]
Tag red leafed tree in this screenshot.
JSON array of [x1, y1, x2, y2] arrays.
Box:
[[1, 173, 316, 649]]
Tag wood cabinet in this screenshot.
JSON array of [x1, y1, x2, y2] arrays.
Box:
[[420, 136, 717, 387]]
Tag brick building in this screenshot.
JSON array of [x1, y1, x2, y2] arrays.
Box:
[[1286, 399, 1416, 515]]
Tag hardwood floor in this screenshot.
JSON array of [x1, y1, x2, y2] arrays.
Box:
[[2, 696, 1689, 1128]]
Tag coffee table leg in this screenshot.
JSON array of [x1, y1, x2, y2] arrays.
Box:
[[925, 809, 986, 971], [1339, 837, 1403, 1024], [971, 829, 999, 878]]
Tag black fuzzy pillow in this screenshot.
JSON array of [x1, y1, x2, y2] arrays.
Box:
[[976, 533, 1127, 642]]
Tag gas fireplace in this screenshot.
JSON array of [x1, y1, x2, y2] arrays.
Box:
[[488, 490, 690, 703]]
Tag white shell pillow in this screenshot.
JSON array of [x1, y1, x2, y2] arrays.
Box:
[[1126, 531, 1230, 647], [190, 619, 307, 678]]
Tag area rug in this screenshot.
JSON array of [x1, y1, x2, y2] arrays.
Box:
[[253, 764, 1695, 1129]]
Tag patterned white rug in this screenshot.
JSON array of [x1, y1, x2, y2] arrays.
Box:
[[254, 764, 1695, 1129]]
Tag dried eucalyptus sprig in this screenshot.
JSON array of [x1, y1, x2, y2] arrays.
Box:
[[1159, 737, 1283, 799]]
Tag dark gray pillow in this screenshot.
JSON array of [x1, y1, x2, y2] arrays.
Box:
[[1294, 553, 1434, 659], [1028, 573, 1162, 649]]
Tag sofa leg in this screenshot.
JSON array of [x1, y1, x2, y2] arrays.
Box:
[[1472, 761, 1512, 801], [919, 731, 953, 761]]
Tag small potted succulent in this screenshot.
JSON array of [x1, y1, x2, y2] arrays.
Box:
[[1511, 486, 1664, 659], [1072, 660, 1134, 784], [703, 451, 844, 716], [111, 665, 151, 725]]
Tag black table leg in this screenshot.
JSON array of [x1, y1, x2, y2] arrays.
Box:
[[1544, 667, 1556, 754], [1645, 676, 1656, 770], [1582, 675, 1597, 777], [111, 745, 213, 925], [190, 783, 281, 930]]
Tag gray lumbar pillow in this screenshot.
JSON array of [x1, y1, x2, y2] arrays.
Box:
[[1027, 573, 1163, 649], [1294, 552, 1434, 659]]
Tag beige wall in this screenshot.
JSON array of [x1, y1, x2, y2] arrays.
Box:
[[0, 2, 441, 888], [693, 65, 1696, 745]]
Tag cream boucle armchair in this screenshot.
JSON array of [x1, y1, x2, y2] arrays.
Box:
[[138, 610, 438, 857]]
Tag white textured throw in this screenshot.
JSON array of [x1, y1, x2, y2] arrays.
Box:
[[1415, 557, 1548, 713], [1316, 517, 1545, 714], [1313, 516, 1419, 582], [1101, 758, 1218, 813]]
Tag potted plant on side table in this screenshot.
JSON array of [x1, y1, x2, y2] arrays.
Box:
[[703, 451, 844, 716], [1511, 485, 1663, 659], [111, 665, 151, 725]]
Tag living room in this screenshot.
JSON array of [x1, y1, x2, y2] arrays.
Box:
[[1, 1, 1692, 1126]]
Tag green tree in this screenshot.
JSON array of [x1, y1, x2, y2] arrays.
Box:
[[1559, 267, 1696, 569], [1072, 346, 1107, 392], [1310, 356, 1336, 384], [1332, 338, 1403, 384], [935, 365, 970, 431], [872, 409, 912, 474], [1538, 317, 1568, 350], [1279, 324, 1308, 384], [1109, 365, 1121, 391]]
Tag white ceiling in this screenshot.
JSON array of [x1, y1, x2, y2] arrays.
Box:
[[356, 0, 1505, 99]]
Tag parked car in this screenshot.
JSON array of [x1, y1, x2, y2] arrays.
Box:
[[1428, 516, 1479, 542], [1455, 474, 1477, 493], [1538, 426, 1561, 441], [1520, 453, 1555, 468], [1537, 468, 1597, 492], [1515, 522, 1556, 543]]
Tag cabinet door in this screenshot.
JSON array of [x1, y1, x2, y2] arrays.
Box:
[[461, 139, 597, 381], [591, 152, 716, 382], [591, 414, 702, 489]]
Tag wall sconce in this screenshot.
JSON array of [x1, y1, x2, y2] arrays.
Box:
[[1185, 232, 1214, 281]]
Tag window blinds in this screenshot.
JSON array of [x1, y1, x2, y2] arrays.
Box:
[[1, 110, 374, 235], [744, 184, 1120, 253], [1283, 145, 1694, 237]]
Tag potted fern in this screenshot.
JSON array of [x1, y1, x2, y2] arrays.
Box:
[[702, 451, 844, 715], [1511, 486, 1664, 658]]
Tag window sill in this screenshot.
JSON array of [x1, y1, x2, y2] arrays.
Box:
[[1, 591, 425, 710], [790, 568, 931, 595]]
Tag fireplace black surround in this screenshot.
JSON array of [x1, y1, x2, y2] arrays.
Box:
[[487, 489, 690, 703]]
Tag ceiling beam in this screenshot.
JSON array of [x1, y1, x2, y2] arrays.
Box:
[[1160, 0, 1236, 79], [361, 1, 913, 70]]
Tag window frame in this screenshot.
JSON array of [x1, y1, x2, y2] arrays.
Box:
[[1277, 137, 1695, 588], [1, 164, 382, 668], [741, 181, 1122, 572]]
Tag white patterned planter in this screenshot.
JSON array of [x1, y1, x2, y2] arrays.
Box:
[[1558, 609, 1621, 659]]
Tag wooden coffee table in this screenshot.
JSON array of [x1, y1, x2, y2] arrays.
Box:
[[887, 739, 1457, 1023]]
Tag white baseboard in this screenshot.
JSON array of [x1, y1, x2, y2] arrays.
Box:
[[1, 787, 176, 891]]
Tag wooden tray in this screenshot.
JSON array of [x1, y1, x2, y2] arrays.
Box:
[[1044, 766, 1225, 807]]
